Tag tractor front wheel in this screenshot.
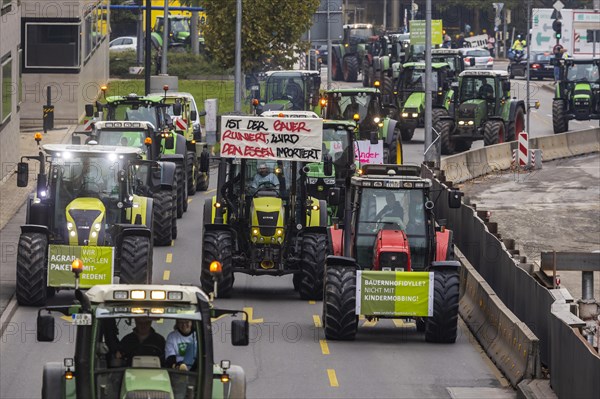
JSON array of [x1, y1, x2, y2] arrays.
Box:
[[120, 235, 152, 284], [435, 114, 455, 155], [16, 232, 48, 306], [153, 190, 174, 246], [342, 56, 359, 82], [186, 151, 197, 196], [362, 61, 371, 87], [201, 230, 234, 298], [387, 126, 403, 164], [483, 120, 506, 146], [298, 233, 328, 300], [175, 166, 184, 218], [425, 269, 460, 343], [197, 150, 210, 192], [323, 265, 358, 340], [331, 50, 343, 81], [507, 106, 525, 141], [552, 99, 569, 134], [400, 127, 415, 142]]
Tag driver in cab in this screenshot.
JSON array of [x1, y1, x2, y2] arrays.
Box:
[[251, 163, 280, 192], [115, 317, 166, 366]]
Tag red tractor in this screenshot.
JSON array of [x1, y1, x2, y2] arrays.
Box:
[[323, 164, 463, 342]]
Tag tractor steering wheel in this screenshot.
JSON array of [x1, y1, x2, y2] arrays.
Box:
[[251, 181, 280, 197]]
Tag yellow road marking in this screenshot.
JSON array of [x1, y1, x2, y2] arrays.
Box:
[[392, 319, 405, 328], [243, 307, 263, 324], [327, 369, 339, 387], [188, 198, 193, 204], [206, 189, 216, 194], [163, 270, 170, 281], [312, 315, 322, 328], [319, 339, 330, 355], [362, 319, 377, 327], [171, 240, 175, 247], [166, 253, 172, 263], [308, 300, 316, 305], [60, 315, 72, 322]]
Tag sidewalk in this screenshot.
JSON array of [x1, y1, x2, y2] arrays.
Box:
[[0, 125, 75, 317]]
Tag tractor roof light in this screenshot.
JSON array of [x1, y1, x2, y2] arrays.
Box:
[[101, 85, 108, 92], [167, 291, 183, 300], [34, 132, 43, 142], [373, 117, 381, 123], [278, 112, 285, 118], [150, 290, 166, 300], [71, 258, 84, 276], [131, 290, 146, 300], [353, 113, 360, 121], [252, 98, 259, 106], [320, 98, 327, 106], [144, 137, 153, 145], [113, 290, 128, 300], [373, 80, 381, 88], [209, 261, 222, 274]]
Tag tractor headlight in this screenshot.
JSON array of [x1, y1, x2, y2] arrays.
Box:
[[467, 120, 474, 125], [373, 117, 381, 124], [276, 228, 284, 236], [411, 113, 418, 118], [70, 231, 76, 237], [94, 223, 101, 230], [401, 112, 409, 118], [252, 228, 259, 236], [91, 231, 97, 238], [67, 222, 73, 230], [324, 178, 335, 185], [458, 120, 465, 125]]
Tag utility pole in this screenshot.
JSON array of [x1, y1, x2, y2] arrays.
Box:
[[526, 0, 531, 134], [161, 1, 169, 74], [234, 0, 242, 113], [424, 0, 437, 164], [144, 0, 152, 95], [327, 0, 332, 90], [136, 1, 143, 66], [383, 0, 387, 31], [503, 8, 507, 58]]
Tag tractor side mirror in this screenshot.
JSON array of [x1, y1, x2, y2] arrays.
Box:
[[190, 110, 197, 121], [71, 135, 81, 145], [448, 189, 463, 209], [17, 162, 29, 187], [85, 104, 94, 117], [95, 101, 104, 114], [469, 58, 476, 66], [198, 110, 207, 117], [172, 103, 182, 116], [164, 134, 175, 150], [37, 313, 55, 342], [328, 187, 341, 206], [323, 154, 333, 177], [370, 131, 378, 145], [231, 319, 249, 346]]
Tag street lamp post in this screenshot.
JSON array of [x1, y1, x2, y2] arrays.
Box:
[[234, 0, 242, 113]]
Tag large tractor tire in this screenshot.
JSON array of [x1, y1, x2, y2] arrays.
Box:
[[323, 265, 358, 340], [16, 232, 48, 306], [175, 166, 185, 218], [483, 120, 506, 146], [331, 50, 344, 81], [342, 56, 359, 82], [387, 126, 403, 165], [400, 127, 415, 142], [201, 230, 234, 298], [186, 151, 197, 196], [153, 190, 174, 246], [298, 233, 328, 300], [197, 150, 210, 192], [120, 235, 152, 284], [425, 269, 460, 343], [507, 106, 525, 141], [382, 76, 394, 99], [434, 114, 455, 155], [362, 60, 371, 87], [552, 99, 569, 134]]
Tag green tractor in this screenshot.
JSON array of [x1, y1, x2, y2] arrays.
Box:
[[73, 121, 179, 247], [151, 14, 205, 52], [323, 164, 463, 342], [15, 137, 158, 306], [434, 70, 526, 155], [552, 58, 600, 133], [366, 32, 410, 92], [253, 70, 322, 115], [431, 48, 467, 81], [86, 93, 189, 218], [37, 282, 249, 398], [394, 62, 454, 142], [331, 23, 374, 82], [201, 116, 330, 300], [319, 87, 404, 165]]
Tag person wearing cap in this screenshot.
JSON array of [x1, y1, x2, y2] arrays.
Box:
[[251, 163, 279, 191]]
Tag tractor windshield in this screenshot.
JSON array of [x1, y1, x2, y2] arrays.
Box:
[[242, 159, 291, 195], [93, 307, 203, 398], [566, 63, 600, 82], [106, 103, 165, 129], [265, 75, 305, 110], [349, 28, 374, 40], [400, 68, 438, 92], [355, 188, 428, 270], [96, 129, 147, 150], [459, 76, 496, 102], [326, 92, 373, 122], [322, 126, 352, 172], [171, 18, 190, 34]]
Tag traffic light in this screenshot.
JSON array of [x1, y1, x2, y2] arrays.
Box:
[[552, 19, 562, 40]]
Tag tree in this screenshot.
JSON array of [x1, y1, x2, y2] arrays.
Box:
[[187, 0, 319, 72]]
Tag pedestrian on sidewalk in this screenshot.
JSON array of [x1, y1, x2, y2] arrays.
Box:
[[487, 34, 496, 58]]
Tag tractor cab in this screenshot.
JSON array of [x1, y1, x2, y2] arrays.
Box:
[[457, 70, 510, 121], [431, 48, 467, 80], [255, 70, 321, 114]]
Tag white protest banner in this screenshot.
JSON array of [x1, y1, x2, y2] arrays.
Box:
[[220, 116, 323, 162], [354, 140, 384, 165]]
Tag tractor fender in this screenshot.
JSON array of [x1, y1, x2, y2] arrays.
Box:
[[159, 161, 176, 190], [159, 153, 185, 166], [429, 260, 461, 272], [26, 198, 51, 226], [328, 226, 344, 256], [509, 100, 526, 119], [20, 224, 50, 237], [150, 32, 162, 50], [381, 55, 390, 73], [325, 255, 360, 270], [435, 229, 454, 261], [175, 134, 187, 156], [384, 118, 399, 148], [303, 226, 328, 236], [119, 222, 153, 240], [42, 362, 65, 399], [332, 45, 344, 65], [373, 56, 383, 73]]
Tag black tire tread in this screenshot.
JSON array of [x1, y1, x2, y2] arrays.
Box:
[[153, 190, 174, 246], [552, 99, 568, 134], [483, 120, 505, 146], [323, 266, 358, 340], [298, 233, 328, 300], [433, 108, 455, 155], [186, 151, 197, 196], [201, 230, 234, 298], [16, 233, 48, 306], [343, 55, 359, 82], [425, 270, 460, 343], [120, 235, 151, 284]]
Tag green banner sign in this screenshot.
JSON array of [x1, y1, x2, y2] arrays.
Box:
[[356, 271, 433, 317], [48, 245, 114, 288], [409, 20, 443, 45]]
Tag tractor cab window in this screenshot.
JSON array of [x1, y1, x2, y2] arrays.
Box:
[[355, 188, 427, 269], [322, 127, 351, 176], [107, 104, 161, 128], [97, 129, 146, 150], [348, 28, 373, 41], [337, 93, 371, 121], [460, 77, 496, 102], [244, 159, 291, 196], [171, 19, 189, 34], [433, 56, 457, 73], [567, 63, 599, 82], [265, 75, 305, 110]]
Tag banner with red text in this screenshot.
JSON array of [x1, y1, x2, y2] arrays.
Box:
[[220, 116, 323, 162], [354, 140, 384, 165]]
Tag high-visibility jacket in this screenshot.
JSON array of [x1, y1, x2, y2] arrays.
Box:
[[512, 39, 524, 51]]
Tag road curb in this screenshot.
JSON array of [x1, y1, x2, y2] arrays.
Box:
[[0, 294, 18, 337], [517, 379, 557, 399]]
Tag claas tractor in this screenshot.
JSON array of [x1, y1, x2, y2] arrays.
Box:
[[36, 277, 249, 399], [394, 62, 454, 142], [552, 58, 600, 133], [323, 164, 463, 342], [433, 70, 526, 155], [320, 87, 403, 165], [85, 92, 189, 218], [201, 116, 330, 299], [253, 70, 321, 115], [15, 136, 159, 306], [73, 121, 179, 247], [331, 23, 374, 82]]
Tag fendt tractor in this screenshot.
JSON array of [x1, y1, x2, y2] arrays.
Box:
[[320, 86, 404, 164], [75, 121, 179, 246], [323, 164, 463, 342], [331, 23, 374, 83], [253, 70, 322, 115], [85, 90, 189, 218], [433, 70, 527, 155], [16, 135, 158, 306], [552, 58, 600, 133], [37, 265, 249, 398], [201, 115, 330, 300], [431, 48, 467, 80], [394, 61, 454, 142], [151, 14, 205, 52]]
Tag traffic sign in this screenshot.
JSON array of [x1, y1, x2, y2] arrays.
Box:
[[553, 1, 564, 11], [493, 2, 504, 12], [409, 20, 443, 45]]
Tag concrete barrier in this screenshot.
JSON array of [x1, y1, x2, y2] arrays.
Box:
[[458, 248, 540, 387], [529, 133, 573, 160], [566, 128, 600, 156], [441, 152, 472, 183], [465, 148, 489, 180], [483, 142, 513, 171]]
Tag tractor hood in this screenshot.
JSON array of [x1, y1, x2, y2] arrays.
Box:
[[402, 92, 425, 113], [120, 368, 174, 399], [458, 99, 487, 122], [258, 100, 290, 114], [305, 162, 337, 179], [66, 198, 106, 246], [373, 229, 411, 271], [251, 196, 284, 240]]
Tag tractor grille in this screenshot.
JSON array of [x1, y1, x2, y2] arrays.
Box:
[[379, 252, 409, 271], [68, 209, 102, 245], [306, 180, 329, 201], [257, 211, 278, 236], [458, 103, 478, 118], [125, 391, 171, 399]]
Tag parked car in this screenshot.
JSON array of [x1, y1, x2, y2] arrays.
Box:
[[458, 48, 494, 69], [507, 51, 554, 80], [109, 36, 137, 52]]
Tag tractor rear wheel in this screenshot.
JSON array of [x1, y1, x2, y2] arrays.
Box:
[[552, 99, 569, 133], [425, 269, 460, 343], [153, 190, 174, 246], [362, 61, 371, 87], [175, 166, 184, 218], [197, 150, 210, 192], [507, 106, 525, 141], [382, 76, 394, 99], [434, 113, 455, 155], [298, 233, 327, 300], [120, 235, 152, 284], [483, 120, 506, 146], [323, 265, 358, 340], [342, 56, 359, 82], [331, 50, 343, 81], [201, 230, 234, 298], [16, 232, 48, 306], [387, 126, 402, 164], [186, 151, 197, 196]]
